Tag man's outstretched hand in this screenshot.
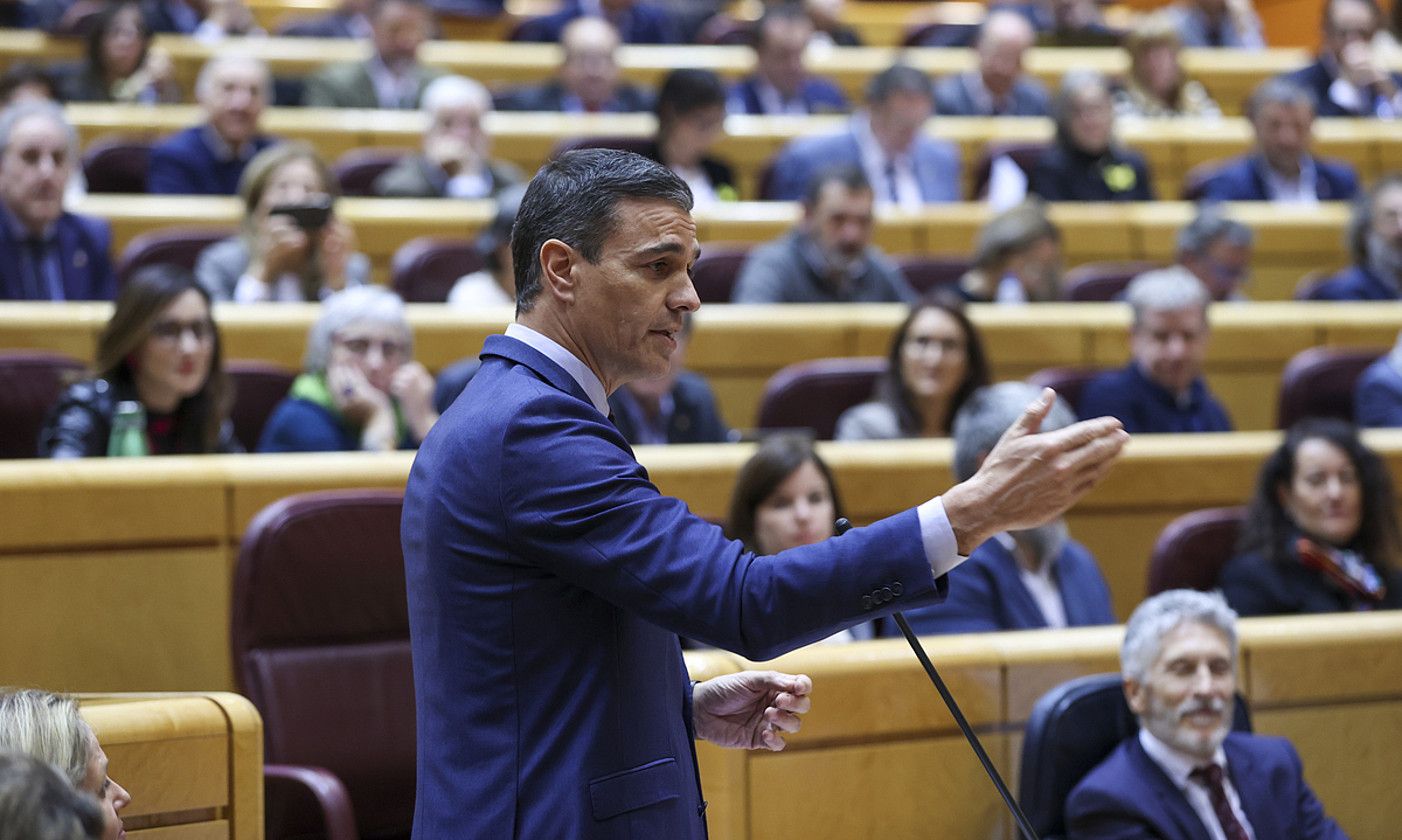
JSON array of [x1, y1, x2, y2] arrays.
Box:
[[693, 670, 813, 751]]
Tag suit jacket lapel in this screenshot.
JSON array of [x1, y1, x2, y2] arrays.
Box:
[[1224, 735, 1279, 839], [1127, 737, 1216, 840], [480, 333, 597, 411]]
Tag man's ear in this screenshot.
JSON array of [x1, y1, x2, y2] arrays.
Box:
[[1124, 678, 1147, 716], [538, 239, 578, 305]]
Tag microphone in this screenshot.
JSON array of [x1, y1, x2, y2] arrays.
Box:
[[835, 517, 1039, 840]]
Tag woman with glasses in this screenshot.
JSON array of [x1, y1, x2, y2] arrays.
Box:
[[38, 264, 237, 457], [258, 286, 438, 452], [57, 0, 180, 104]]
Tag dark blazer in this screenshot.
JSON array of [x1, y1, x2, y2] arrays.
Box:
[[1079, 363, 1232, 434], [1355, 353, 1402, 427], [1307, 265, 1400, 301], [932, 71, 1051, 117], [402, 334, 945, 838], [726, 75, 849, 116], [607, 371, 731, 445], [278, 10, 364, 37], [148, 126, 278, 195], [1281, 59, 1402, 118], [513, 2, 681, 44], [897, 538, 1115, 635], [1030, 143, 1156, 202], [494, 79, 653, 113], [0, 207, 115, 301], [302, 60, 444, 109], [1066, 732, 1348, 840], [1198, 153, 1359, 203], [1219, 545, 1402, 616], [765, 129, 962, 203]]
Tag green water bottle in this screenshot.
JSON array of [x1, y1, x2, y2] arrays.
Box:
[[107, 401, 148, 457]]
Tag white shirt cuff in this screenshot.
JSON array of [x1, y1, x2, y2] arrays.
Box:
[[917, 496, 967, 578]]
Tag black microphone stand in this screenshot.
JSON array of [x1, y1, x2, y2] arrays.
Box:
[[836, 517, 1039, 840]]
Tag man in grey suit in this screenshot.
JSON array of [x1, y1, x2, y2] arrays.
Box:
[[302, 0, 443, 109], [934, 11, 1050, 117]]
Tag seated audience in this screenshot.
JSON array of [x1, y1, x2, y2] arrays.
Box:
[[1222, 418, 1402, 614], [57, 1, 179, 104], [1281, 0, 1402, 118], [1065, 589, 1348, 839], [0, 752, 105, 840], [1198, 79, 1359, 203], [835, 297, 990, 440], [279, 0, 372, 38], [302, 0, 441, 109], [934, 11, 1050, 117], [1030, 71, 1155, 202], [1176, 206, 1254, 300], [1165, 0, 1265, 47], [727, 3, 847, 116], [766, 64, 961, 207], [0, 102, 114, 301], [646, 69, 736, 206], [1026, 0, 1119, 47], [0, 64, 62, 106], [148, 55, 278, 195], [448, 186, 522, 307], [733, 165, 916, 304], [608, 313, 730, 445], [0, 688, 131, 840], [803, 0, 862, 47], [197, 143, 370, 303], [192, 0, 264, 42], [259, 286, 438, 452], [515, 0, 681, 44], [1080, 269, 1232, 433], [726, 432, 869, 641], [495, 17, 652, 113], [1356, 329, 1402, 426], [1308, 173, 1402, 300], [373, 75, 522, 199], [898, 382, 1114, 634], [1114, 13, 1221, 118], [40, 265, 238, 458], [957, 199, 1063, 303]]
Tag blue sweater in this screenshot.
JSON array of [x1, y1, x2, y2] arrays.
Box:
[[1079, 363, 1233, 434], [148, 126, 278, 195]]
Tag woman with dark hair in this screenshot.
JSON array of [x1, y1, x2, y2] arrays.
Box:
[[1221, 418, 1402, 615], [39, 264, 238, 458], [58, 1, 179, 104], [834, 296, 991, 440], [1029, 70, 1155, 202], [646, 68, 737, 206]]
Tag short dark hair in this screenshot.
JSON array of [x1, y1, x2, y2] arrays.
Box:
[[754, 2, 812, 50], [865, 63, 934, 106], [655, 68, 727, 134], [802, 163, 871, 208], [726, 432, 845, 552], [511, 149, 693, 313]]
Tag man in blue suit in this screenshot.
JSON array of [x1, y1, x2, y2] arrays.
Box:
[[899, 383, 1115, 636], [726, 4, 848, 116], [1279, 0, 1402, 119], [514, 0, 681, 44], [765, 64, 962, 206], [1309, 173, 1402, 301], [932, 11, 1051, 118], [0, 101, 114, 301], [1198, 79, 1359, 204], [1066, 589, 1347, 839], [401, 149, 1127, 838]]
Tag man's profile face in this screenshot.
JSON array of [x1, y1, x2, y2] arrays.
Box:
[[1127, 620, 1235, 761], [0, 113, 71, 234], [1130, 305, 1209, 397], [567, 198, 700, 391], [1253, 100, 1313, 174], [202, 60, 267, 147], [806, 181, 874, 269]]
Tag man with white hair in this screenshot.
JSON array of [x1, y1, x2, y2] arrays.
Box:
[[1065, 589, 1347, 839], [372, 75, 523, 199], [898, 382, 1115, 635], [933, 10, 1051, 117], [148, 54, 278, 195], [1079, 267, 1232, 433]]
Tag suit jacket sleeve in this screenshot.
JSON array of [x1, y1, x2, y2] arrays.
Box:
[[1065, 785, 1166, 840]]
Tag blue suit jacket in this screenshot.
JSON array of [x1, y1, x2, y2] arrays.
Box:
[[148, 126, 279, 195], [1079, 364, 1233, 434], [1198, 154, 1359, 203], [726, 75, 849, 115], [1355, 354, 1402, 427], [514, 2, 681, 43], [896, 537, 1114, 635], [765, 129, 962, 202], [1307, 264, 1399, 301], [402, 334, 944, 839], [1066, 732, 1347, 840], [0, 208, 115, 301], [1281, 60, 1402, 118]]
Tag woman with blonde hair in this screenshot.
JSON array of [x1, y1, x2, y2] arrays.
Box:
[[1115, 12, 1222, 118]]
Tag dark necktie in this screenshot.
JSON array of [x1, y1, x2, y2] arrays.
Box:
[[20, 236, 52, 301], [1189, 763, 1250, 840], [884, 160, 900, 204]]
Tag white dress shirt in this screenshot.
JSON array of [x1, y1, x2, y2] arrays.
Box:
[[853, 115, 924, 210], [1262, 157, 1319, 205], [993, 533, 1068, 628], [1138, 728, 1257, 840]]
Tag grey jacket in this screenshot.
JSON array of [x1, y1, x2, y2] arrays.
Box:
[[732, 230, 915, 304], [196, 236, 371, 302], [834, 401, 904, 441]]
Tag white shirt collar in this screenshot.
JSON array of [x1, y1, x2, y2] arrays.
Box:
[[504, 322, 611, 417], [1138, 727, 1228, 791], [852, 113, 921, 209], [1261, 155, 1319, 204]]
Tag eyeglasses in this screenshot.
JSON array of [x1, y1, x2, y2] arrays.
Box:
[[150, 319, 214, 344], [335, 335, 409, 360]]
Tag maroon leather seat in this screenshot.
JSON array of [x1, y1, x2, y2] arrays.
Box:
[[895, 255, 970, 296], [390, 237, 482, 303], [82, 137, 153, 194], [233, 489, 414, 840], [1276, 346, 1385, 429], [757, 357, 886, 440], [331, 148, 409, 197], [1147, 506, 1247, 595], [226, 360, 296, 451], [1060, 261, 1161, 301], [968, 141, 1048, 200], [0, 351, 84, 459], [1026, 366, 1101, 418], [691, 244, 752, 303], [115, 227, 236, 289]]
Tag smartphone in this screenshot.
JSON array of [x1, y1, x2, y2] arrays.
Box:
[[269, 197, 334, 231]]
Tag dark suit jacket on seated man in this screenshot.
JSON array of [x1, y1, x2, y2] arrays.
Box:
[[725, 3, 848, 116], [400, 149, 1126, 838], [606, 317, 730, 445], [932, 10, 1052, 118], [1065, 589, 1347, 840], [514, 0, 681, 44], [495, 16, 653, 114], [0, 101, 115, 301], [1306, 173, 1402, 301], [1278, 0, 1402, 118]]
